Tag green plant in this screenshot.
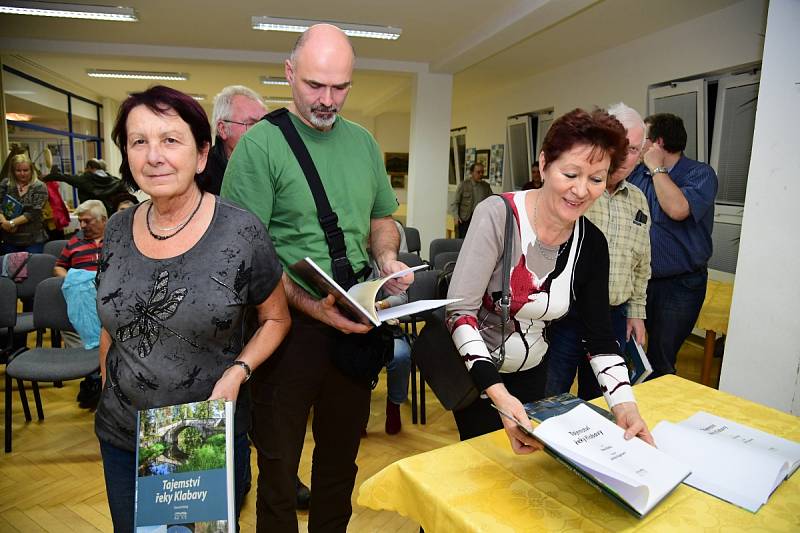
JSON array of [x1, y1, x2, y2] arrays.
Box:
[[177, 427, 203, 454], [138, 442, 166, 467], [178, 444, 226, 472]]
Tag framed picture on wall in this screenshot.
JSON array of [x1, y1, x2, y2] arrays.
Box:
[[464, 147, 476, 178], [475, 149, 490, 174], [390, 174, 406, 189], [489, 144, 504, 186], [384, 152, 409, 174]]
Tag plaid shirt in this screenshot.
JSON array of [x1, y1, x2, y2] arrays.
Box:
[[585, 180, 651, 319]]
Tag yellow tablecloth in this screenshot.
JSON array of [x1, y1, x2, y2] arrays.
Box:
[[358, 376, 800, 532], [696, 280, 734, 334]]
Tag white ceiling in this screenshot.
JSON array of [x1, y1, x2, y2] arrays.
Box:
[[0, 0, 740, 117]]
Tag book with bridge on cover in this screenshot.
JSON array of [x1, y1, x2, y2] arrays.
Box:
[[290, 257, 458, 327], [529, 403, 691, 518], [135, 399, 235, 533]]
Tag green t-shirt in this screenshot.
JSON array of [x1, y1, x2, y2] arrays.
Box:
[[221, 112, 398, 296]]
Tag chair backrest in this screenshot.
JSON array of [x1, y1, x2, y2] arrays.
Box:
[[15, 253, 57, 301], [429, 238, 463, 264], [407, 269, 440, 308], [0, 277, 17, 329], [404, 227, 421, 255], [33, 277, 75, 332], [398, 252, 425, 268], [432, 251, 459, 271], [43, 239, 68, 259]]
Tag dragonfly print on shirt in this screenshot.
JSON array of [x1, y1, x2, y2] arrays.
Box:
[[116, 270, 198, 358], [210, 260, 252, 306]]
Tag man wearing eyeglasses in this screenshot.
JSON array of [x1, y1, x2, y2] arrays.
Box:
[[544, 102, 651, 400], [200, 85, 267, 195]]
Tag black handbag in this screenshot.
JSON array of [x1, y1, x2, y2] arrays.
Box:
[[264, 108, 393, 390], [413, 195, 515, 411]]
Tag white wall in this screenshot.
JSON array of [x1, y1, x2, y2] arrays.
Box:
[[451, 0, 766, 150], [374, 111, 411, 204], [719, 0, 800, 414]]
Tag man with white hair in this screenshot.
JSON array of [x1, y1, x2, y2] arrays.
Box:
[[545, 103, 651, 400], [199, 85, 267, 195]]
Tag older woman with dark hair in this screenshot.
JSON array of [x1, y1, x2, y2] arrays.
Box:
[[446, 108, 654, 454], [0, 153, 49, 254], [95, 85, 290, 531]]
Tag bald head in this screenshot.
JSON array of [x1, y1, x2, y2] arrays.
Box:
[[285, 24, 355, 131]]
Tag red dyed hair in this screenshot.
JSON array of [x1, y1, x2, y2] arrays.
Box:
[[540, 108, 627, 175]]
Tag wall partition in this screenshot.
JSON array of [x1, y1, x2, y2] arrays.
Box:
[[3, 65, 103, 207]]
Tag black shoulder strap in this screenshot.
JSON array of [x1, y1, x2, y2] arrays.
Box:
[[263, 108, 357, 286], [497, 194, 515, 366]]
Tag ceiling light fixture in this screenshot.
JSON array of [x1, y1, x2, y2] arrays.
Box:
[[252, 16, 401, 40], [265, 96, 293, 105], [260, 76, 289, 86], [0, 1, 137, 21], [6, 112, 33, 121], [89, 69, 188, 81], [188, 94, 206, 101]]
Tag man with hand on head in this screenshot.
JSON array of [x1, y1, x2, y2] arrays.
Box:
[[222, 24, 412, 532], [628, 112, 717, 378]]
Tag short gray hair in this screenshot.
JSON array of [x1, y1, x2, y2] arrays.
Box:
[[75, 199, 107, 220], [86, 158, 107, 171], [211, 85, 264, 135], [608, 102, 646, 138]]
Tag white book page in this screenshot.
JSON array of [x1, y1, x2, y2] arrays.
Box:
[[376, 299, 460, 322], [534, 404, 690, 515], [347, 265, 429, 319], [652, 420, 789, 512], [680, 412, 800, 479]]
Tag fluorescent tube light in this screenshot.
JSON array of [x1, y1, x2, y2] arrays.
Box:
[[0, 1, 137, 21], [188, 94, 206, 101], [89, 69, 188, 81], [252, 16, 401, 40], [6, 112, 33, 121], [260, 76, 289, 86], [265, 96, 293, 105]]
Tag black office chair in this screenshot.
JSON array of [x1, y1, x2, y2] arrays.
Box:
[[428, 238, 463, 266], [5, 277, 99, 452], [402, 269, 442, 425], [432, 251, 459, 271], [43, 240, 68, 259], [404, 227, 421, 256], [399, 252, 425, 268]]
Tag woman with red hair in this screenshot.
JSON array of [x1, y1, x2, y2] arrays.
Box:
[[446, 108, 654, 453]]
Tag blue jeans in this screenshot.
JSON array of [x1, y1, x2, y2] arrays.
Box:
[[99, 433, 250, 532], [544, 305, 628, 400], [386, 337, 411, 405], [645, 269, 708, 378]]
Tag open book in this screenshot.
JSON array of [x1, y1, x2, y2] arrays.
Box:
[[524, 393, 614, 423], [135, 399, 235, 532], [290, 257, 458, 327], [504, 403, 690, 518], [624, 339, 653, 384], [652, 411, 800, 512]]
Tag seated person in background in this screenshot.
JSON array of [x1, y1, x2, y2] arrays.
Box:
[[43, 158, 129, 215], [53, 199, 107, 408], [109, 191, 139, 214], [54, 199, 106, 277]]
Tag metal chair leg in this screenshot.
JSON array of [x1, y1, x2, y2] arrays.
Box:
[[31, 381, 44, 420], [420, 373, 426, 425], [16, 379, 31, 422], [5, 372, 12, 452], [410, 358, 418, 424]]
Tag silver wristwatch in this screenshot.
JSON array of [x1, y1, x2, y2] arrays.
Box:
[[650, 166, 668, 176]]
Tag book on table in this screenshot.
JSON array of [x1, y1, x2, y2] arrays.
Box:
[[290, 256, 458, 327], [651, 411, 800, 512], [517, 400, 691, 518], [524, 393, 615, 423], [135, 399, 235, 533]]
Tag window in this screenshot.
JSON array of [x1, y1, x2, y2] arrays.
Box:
[[648, 79, 707, 162], [505, 109, 552, 190], [449, 127, 466, 186]]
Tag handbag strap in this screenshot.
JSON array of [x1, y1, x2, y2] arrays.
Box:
[[497, 194, 515, 366], [263, 108, 359, 286]]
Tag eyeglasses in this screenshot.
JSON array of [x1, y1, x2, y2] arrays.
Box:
[[627, 145, 643, 156], [222, 119, 258, 130]]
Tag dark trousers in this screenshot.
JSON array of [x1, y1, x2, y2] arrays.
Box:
[[544, 305, 628, 400], [457, 219, 471, 239], [250, 311, 371, 533], [645, 269, 708, 378], [453, 361, 548, 441], [99, 433, 250, 532]]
